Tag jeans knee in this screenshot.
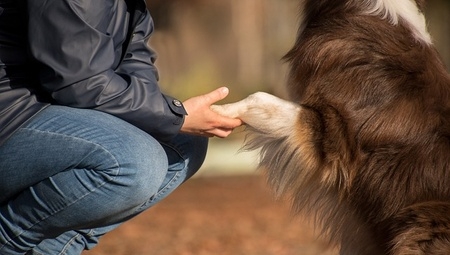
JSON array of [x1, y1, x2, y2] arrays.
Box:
[[109, 134, 168, 207]]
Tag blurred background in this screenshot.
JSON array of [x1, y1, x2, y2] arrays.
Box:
[[145, 0, 450, 176], [146, 0, 450, 101], [147, 0, 297, 102], [85, 1, 450, 254]]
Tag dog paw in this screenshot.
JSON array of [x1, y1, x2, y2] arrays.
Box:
[[212, 92, 301, 135]]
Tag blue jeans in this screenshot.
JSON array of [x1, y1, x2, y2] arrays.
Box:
[[0, 105, 208, 255]]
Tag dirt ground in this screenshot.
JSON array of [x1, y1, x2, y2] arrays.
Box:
[[82, 174, 337, 255]]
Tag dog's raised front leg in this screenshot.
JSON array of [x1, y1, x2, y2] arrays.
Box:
[[211, 92, 301, 137]]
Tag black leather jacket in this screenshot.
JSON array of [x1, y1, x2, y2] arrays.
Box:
[[0, 0, 186, 145]]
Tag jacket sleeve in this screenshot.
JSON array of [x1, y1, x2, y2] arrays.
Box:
[[27, 0, 186, 142]]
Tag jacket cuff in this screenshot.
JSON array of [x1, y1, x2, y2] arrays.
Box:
[[163, 94, 187, 126]]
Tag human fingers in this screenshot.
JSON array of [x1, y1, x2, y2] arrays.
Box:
[[184, 126, 234, 138], [211, 113, 243, 129], [200, 87, 230, 106], [207, 127, 235, 138]]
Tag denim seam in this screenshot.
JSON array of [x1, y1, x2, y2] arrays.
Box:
[[157, 171, 181, 197], [155, 170, 182, 200], [59, 232, 82, 255], [138, 169, 182, 212]]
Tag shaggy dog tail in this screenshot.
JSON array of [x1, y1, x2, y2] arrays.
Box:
[[383, 201, 450, 255]]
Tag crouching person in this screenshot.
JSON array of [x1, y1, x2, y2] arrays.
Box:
[[0, 0, 242, 254]]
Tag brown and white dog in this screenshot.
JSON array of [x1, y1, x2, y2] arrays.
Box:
[[212, 0, 450, 254]]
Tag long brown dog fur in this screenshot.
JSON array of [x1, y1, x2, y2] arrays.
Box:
[[212, 0, 450, 254]]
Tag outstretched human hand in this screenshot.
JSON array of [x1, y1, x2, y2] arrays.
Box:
[[180, 87, 243, 138]]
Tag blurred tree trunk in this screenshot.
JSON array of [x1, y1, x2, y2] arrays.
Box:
[[145, 0, 450, 101], [427, 0, 450, 70], [231, 0, 265, 86]]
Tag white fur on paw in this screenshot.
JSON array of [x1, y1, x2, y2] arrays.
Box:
[[212, 92, 301, 136]]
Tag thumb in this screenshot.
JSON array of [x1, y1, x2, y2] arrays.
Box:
[[202, 87, 230, 105]]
